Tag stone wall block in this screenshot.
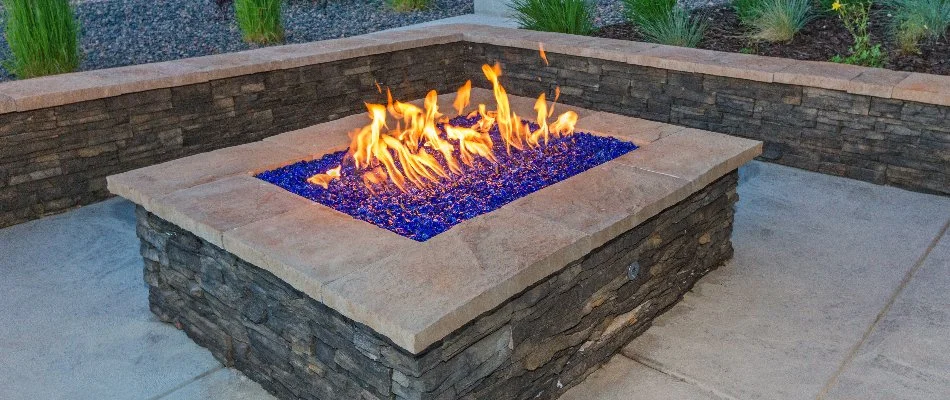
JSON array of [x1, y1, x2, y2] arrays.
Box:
[[137, 171, 738, 400]]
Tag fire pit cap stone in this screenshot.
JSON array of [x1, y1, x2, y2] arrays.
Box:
[[108, 91, 761, 354]]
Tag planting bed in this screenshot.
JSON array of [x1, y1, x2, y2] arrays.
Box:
[[110, 88, 761, 399], [596, 5, 950, 76], [0, 0, 472, 82]]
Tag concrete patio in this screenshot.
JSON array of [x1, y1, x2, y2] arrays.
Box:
[[1, 160, 948, 400]]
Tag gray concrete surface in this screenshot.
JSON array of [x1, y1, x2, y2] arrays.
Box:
[[564, 161, 950, 400], [0, 160, 948, 400], [384, 13, 518, 30]]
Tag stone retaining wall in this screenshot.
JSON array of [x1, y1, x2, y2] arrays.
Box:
[[138, 170, 738, 400], [0, 43, 464, 228], [3, 26, 948, 228], [463, 44, 949, 195]]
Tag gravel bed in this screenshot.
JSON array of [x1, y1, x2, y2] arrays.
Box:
[[0, 0, 472, 81]]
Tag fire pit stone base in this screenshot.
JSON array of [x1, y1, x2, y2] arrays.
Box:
[[139, 171, 738, 400], [111, 91, 760, 400]]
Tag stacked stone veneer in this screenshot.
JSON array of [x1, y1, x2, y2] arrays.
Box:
[[3, 35, 948, 229], [0, 43, 464, 228], [463, 44, 949, 195], [138, 171, 738, 400]]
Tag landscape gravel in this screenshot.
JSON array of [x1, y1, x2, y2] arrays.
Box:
[[0, 0, 472, 81]]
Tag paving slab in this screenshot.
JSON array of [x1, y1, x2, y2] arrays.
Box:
[[222, 204, 414, 303], [503, 162, 690, 249], [160, 368, 272, 400], [825, 229, 950, 400], [262, 115, 359, 154], [613, 128, 763, 193], [621, 161, 950, 400], [560, 355, 720, 400], [106, 141, 311, 209], [576, 111, 685, 146], [0, 199, 223, 400], [148, 175, 314, 248]]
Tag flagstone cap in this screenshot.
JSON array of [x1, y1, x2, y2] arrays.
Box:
[[1, 25, 947, 114]]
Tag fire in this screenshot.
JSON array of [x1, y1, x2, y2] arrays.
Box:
[[308, 61, 578, 193], [306, 165, 341, 188]]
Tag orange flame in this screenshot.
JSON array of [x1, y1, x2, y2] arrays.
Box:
[[539, 43, 549, 66], [306, 165, 341, 188], [454, 80, 472, 116], [308, 63, 578, 193]]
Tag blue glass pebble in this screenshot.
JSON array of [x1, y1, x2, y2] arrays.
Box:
[[256, 115, 638, 242]]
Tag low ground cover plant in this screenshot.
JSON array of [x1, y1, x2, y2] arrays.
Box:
[[511, 0, 595, 34], [885, 0, 950, 53], [623, 0, 707, 46], [2, 0, 80, 78], [235, 0, 285, 44]]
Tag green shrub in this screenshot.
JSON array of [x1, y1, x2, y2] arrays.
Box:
[[622, 0, 706, 47], [749, 0, 813, 41], [510, 0, 595, 35], [623, 0, 677, 25], [638, 6, 707, 47], [389, 0, 431, 11], [234, 0, 285, 44], [885, 0, 950, 53], [830, 42, 886, 66], [894, 20, 929, 52], [2, 0, 80, 79], [733, 0, 763, 24]]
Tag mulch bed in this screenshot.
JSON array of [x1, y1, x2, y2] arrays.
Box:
[[595, 5, 950, 75]]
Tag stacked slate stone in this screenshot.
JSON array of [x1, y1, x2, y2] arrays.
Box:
[[137, 172, 739, 400], [465, 44, 949, 195], [0, 43, 467, 228], [3, 40, 947, 229]]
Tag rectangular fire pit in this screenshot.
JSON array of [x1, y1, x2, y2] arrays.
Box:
[[109, 87, 760, 400]]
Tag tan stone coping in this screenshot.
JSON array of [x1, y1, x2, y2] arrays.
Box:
[[1, 24, 948, 114], [107, 89, 761, 353]]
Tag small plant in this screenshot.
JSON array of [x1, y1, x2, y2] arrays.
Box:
[[234, 0, 285, 44], [622, 0, 707, 47], [510, 0, 595, 35], [749, 0, 813, 41], [624, 0, 677, 25], [733, 0, 764, 23], [829, 0, 887, 66], [389, 0, 430, 11], [830, 42, 886, 65], [640, 7, 708, 46], [2, 0, 80, 79], [885, 0, 950, 53], [894, 20, 929, 53]]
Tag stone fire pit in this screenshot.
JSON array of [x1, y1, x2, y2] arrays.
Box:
[[108, 88, 760, 400]]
